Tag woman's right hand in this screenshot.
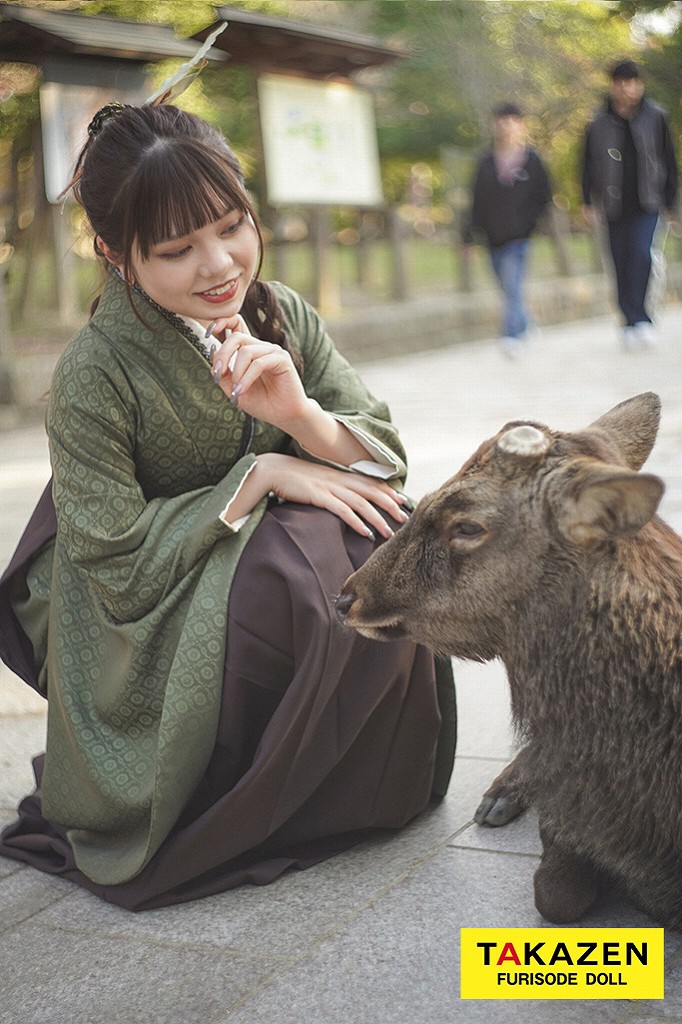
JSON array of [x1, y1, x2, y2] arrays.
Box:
[[226, 453, 409, 540]]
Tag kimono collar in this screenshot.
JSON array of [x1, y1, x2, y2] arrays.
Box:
[[109, 266, 215, 364]]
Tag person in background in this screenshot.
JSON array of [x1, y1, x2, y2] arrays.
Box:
[[581, 58, 679, 351], [463, 102, 551, 358], [0, 102, 456, 910]]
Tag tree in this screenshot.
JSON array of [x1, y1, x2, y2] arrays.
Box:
[[340, 1, 635, 209], [616, 1, 682, 138]]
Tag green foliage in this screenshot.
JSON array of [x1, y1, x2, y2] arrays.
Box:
[[0, 72, 39, 150], [79, 0, 287, 34], [348, 0, 638, 211], [74, 0, 297, 187], [1, 0, 680, 224], [624, 2, 682, 140]]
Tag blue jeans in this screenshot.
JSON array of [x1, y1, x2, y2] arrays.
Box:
[[606, 212, 659, 327], [489, 238, 530, 339]]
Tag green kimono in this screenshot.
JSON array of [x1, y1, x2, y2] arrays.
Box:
[[19, 271, 409, 886]]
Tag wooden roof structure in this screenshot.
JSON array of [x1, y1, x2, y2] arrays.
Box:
[[194, 5, 405, 78], [0, 5, 229, 66], [0, 4, 402, 79]]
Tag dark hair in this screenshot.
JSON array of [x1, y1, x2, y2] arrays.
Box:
[[70, 104, 294, 361], [492, 102, 524, 119], [611, 59, 641, 81]]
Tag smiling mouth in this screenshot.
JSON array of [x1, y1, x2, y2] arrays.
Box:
[[198, 278, 239, 299]]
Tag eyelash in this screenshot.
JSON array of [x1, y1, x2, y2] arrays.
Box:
[[161, 247, 190, 261], [225, 215, 245, 235], [159, 215, 245, 260]]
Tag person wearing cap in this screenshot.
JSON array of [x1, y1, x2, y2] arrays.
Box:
[[581, 59, 679, 350], [463, 102, 552, 358]]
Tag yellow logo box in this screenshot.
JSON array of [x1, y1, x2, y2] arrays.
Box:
[[460, 928, 664, 1000]]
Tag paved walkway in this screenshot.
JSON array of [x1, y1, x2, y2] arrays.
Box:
[[1, 307, 681, 1023]]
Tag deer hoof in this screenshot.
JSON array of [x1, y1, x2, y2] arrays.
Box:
[[474, 793, 525, 827]]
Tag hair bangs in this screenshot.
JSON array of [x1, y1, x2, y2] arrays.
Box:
[[126, 141, 254, 260]]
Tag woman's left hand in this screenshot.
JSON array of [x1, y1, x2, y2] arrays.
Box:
[[210, 314, 308, 429]]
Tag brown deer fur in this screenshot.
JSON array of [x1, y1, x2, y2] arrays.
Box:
[[336, 393, 682, 925]]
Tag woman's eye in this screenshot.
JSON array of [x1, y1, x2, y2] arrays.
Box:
[[160, 246, 190, 261], [223, 215, 245, 236]]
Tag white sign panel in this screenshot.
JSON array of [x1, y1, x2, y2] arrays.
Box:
[[40, 80, 146, 204], [257, 73, 383, 207]]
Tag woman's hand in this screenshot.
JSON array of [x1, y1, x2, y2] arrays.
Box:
[[225, 454, 410, 540], [210, 315, 378, 469], [210, 315, 309, 428]]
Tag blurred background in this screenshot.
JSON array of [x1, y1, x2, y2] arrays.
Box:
[[0, 0, 681, 406]]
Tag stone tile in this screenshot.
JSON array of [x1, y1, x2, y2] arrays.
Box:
[[213, 847, 632, 1024], [0, 865, 73, 931], [0, 855, 18, 880], [453, 807, 542, 858], [0, 915, 284, 1024], [453, 813, 682, 936], [359, 306, 682, 502], [0, 664, 47, 714], [640, 951, 682, 1018], [29, 755, 507, 961], [0, 711, 46, 814]]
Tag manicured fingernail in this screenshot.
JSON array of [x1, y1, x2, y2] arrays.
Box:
[[230, 385, 241, 405], [205, 320, 217, 339], [212, 360, 222, 384], [365, 527, 376, 541]]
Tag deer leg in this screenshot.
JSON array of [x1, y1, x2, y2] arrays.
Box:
[[533, 829, 603, 923], [475, 748, 529, 826]]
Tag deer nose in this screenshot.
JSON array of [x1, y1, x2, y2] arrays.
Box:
[[335, 589, 355, 624]]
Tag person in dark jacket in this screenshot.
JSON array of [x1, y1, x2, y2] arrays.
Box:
[[581, 59, 679, 350], [464, 102, 551, 357]]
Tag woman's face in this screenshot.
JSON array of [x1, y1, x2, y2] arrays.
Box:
[[129, 207, 260, 328]]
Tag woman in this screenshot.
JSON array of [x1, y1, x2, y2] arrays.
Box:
[[0, 103, 456, 910]]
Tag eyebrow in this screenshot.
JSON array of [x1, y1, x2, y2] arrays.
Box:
[[156, 207, 240, 245], [156, 232, 190, 245]]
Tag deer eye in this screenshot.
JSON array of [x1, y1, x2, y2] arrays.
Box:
[[449, 520, 485, 540]]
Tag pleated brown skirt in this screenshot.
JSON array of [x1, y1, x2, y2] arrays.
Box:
[[0, 502, 456, 911]]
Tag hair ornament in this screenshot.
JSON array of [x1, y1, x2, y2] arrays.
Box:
[[144, 22, 228, 107], [87, 101, 133, 138], [56, 22, 227, 203]]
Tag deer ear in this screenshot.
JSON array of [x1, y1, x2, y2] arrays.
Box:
[[555, 463, 664, 546], [587, 392, 660, 470]]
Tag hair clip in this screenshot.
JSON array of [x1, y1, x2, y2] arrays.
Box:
[[56, 22, 228, 203], [145, 22, 227, 107]]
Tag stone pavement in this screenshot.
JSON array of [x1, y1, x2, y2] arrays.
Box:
[[0, 306, 681, 1023]]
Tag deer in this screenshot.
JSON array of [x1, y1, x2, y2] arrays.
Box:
[[336, 393, 682, 925]]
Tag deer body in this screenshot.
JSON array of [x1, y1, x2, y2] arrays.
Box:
[[337, 393, 682, 924]]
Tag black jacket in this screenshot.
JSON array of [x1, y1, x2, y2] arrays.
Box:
[[581, 95, 679, 221], [465, 147, 551, 248]]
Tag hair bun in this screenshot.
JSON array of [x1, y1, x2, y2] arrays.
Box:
[[87, 102, 133, 138]]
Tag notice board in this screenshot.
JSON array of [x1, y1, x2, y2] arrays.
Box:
[[257, 73, 383, 207]]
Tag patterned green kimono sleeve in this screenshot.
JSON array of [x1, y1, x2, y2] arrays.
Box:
[[48, 351, 259, 625], [42, 334, 268, 885], [272, 284, 408, 484]]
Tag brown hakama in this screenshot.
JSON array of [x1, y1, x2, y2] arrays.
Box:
[[0, 501, 456, 911]]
